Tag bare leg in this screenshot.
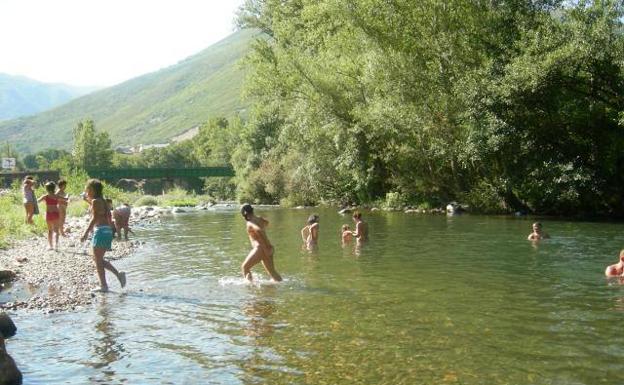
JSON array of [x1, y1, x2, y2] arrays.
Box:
[[123, 227, 128, 240], [53, 220, 60, 250], [46, 221, 54, 249], [242, 247, 263, 282], [59, 208, 67, 236], [93, 248, 109, 291], [24, 203, 34, 224], [261, 249, 282, 282]]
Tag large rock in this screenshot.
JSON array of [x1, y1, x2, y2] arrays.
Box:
[[0, 313, 21, 385], [0, 272, 15, 283]]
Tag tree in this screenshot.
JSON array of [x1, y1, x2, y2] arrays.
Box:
[[72, 119, 113, 170]]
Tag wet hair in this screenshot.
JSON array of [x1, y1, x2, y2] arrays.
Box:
[[620, 249, 624, 260], [532, 222, 542, 228], [342, 224, 350, 231], [57, 179, 67, 188], [241, 203, 254, 219], [44, 181, 56, 194], [307, 214, 319, 224], [85, 179, 104, 199], [352, 211, 362, 220]]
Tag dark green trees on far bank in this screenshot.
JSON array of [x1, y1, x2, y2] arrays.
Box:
[[231, 0, 624, 215]]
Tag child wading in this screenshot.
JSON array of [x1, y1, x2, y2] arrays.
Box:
[[240, 204, 282, 282], [301, 214, 319, 250], [80, 179, 126, 292], [37, 181, 67, 251]]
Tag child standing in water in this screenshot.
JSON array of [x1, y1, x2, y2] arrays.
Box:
[[80, 179, 126, 292], [113, 203, 132, 240], [37, 181, 67, 250], [241, 204, 282, 282], [22, 176, 37, 224], [527, 222, 549, 241], [351, 211, 369, 243], [341, 224, 353, 244], [56, 179, 69, 236], [301, 214, 319, 250]]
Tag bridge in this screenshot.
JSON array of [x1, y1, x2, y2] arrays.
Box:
[[86, 167, 235, 180], [0, 170, 60, 187]]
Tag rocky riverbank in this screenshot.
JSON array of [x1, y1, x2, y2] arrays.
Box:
[[0, 205, 175, 313]]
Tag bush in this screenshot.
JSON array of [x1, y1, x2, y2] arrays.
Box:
[[133, 195, 159, 207]]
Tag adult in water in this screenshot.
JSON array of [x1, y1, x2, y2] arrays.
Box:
[[605, 250, 624, 277], [80, 179, 126, 292], [527, 222, 549, 241], [351, 211, 369, 243], [240, 204, 282, 282], [301, 214, 319, 250]]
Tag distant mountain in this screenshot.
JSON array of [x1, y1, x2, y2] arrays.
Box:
[[0, 74, 95, 121], [0, 29, 257, 154]]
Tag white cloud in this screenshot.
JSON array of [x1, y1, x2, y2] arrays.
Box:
[[0, 0, 243, 86]]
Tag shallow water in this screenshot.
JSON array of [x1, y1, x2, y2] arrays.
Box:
[[8, 208, 624, 384]]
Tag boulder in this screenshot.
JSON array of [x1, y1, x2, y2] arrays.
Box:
[[0, 272, 15, 283], [338, 208, 352, 215], [171, 207, 186, 214], [0, 314, 16, 338]]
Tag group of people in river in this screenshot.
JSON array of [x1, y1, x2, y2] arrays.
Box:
[[240, 204, 369, 283], [20, 174, 624, 291]]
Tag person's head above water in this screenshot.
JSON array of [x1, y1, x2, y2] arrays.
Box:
[[619, 249, 624, 262], [241, 203, 254, 220], [342, 224, 350, 231], [307, 214, 319, 224], [532, 222, 543, 232], [352, 211, 362, 220]]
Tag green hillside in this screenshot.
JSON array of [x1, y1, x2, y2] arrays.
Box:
[[0, 74, 94, 120], [0, 29, 256, 153]]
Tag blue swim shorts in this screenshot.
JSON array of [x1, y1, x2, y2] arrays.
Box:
[[92, 225, 113, 251]]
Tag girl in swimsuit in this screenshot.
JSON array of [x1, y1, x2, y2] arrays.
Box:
[[22, 176, 36, 224], [56, 179, 69, 236], [80, 179, 126, 292], [37, 181, 67, 251]]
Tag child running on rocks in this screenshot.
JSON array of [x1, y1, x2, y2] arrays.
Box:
[[80, 179, 126, 292], [37, 181, 67, 251], [241, 204, 282, 282], [56, 179, 69, 236]]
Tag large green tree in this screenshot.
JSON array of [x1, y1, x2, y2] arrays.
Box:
[[72, 119, 113, 170]]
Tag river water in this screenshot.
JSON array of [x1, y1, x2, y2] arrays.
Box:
[[8, 208, 624, 384]]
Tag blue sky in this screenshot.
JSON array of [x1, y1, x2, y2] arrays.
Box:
[[0, 0, 243, 86]]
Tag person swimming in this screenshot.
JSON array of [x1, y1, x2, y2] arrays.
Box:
[[301, 214, 319, 250], [605, 250, 624, 277], [240, 204, 282, 282], [527, 222, 549, 241]]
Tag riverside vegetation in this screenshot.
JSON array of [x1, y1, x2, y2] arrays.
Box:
[[4, 1, 624, 217]]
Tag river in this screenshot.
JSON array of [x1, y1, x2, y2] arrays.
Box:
[[8, 207, 624, 384]]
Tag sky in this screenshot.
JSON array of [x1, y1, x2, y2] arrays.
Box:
[[0, 0, 244, 87]]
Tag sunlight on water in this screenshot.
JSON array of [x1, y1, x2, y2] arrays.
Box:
[[7, 209, 624, 384]]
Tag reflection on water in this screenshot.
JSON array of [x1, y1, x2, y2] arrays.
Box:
[[8, 209, 624, 384]]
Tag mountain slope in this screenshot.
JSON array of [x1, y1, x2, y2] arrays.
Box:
[[0, 74, 94, 120], [0, 29, 257, 153]]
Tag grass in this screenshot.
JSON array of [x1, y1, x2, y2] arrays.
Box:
[[0, 190, 47, 249]]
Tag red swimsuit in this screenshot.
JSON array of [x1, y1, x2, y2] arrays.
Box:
[[44, 196, 60, 222]]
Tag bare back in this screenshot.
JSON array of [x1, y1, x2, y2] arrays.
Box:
[[91, 198, 111, 226]]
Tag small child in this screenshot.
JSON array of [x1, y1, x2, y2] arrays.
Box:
[[37, 181, 68, 251], [527, 222, 550, 241], [56, 179, 69, 236], [606, 250, 624, 277], [22, 176, 37, 224], [341, 224, 352, 244]]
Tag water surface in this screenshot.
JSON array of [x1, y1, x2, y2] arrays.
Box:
[[8, 208, 624, 384]]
